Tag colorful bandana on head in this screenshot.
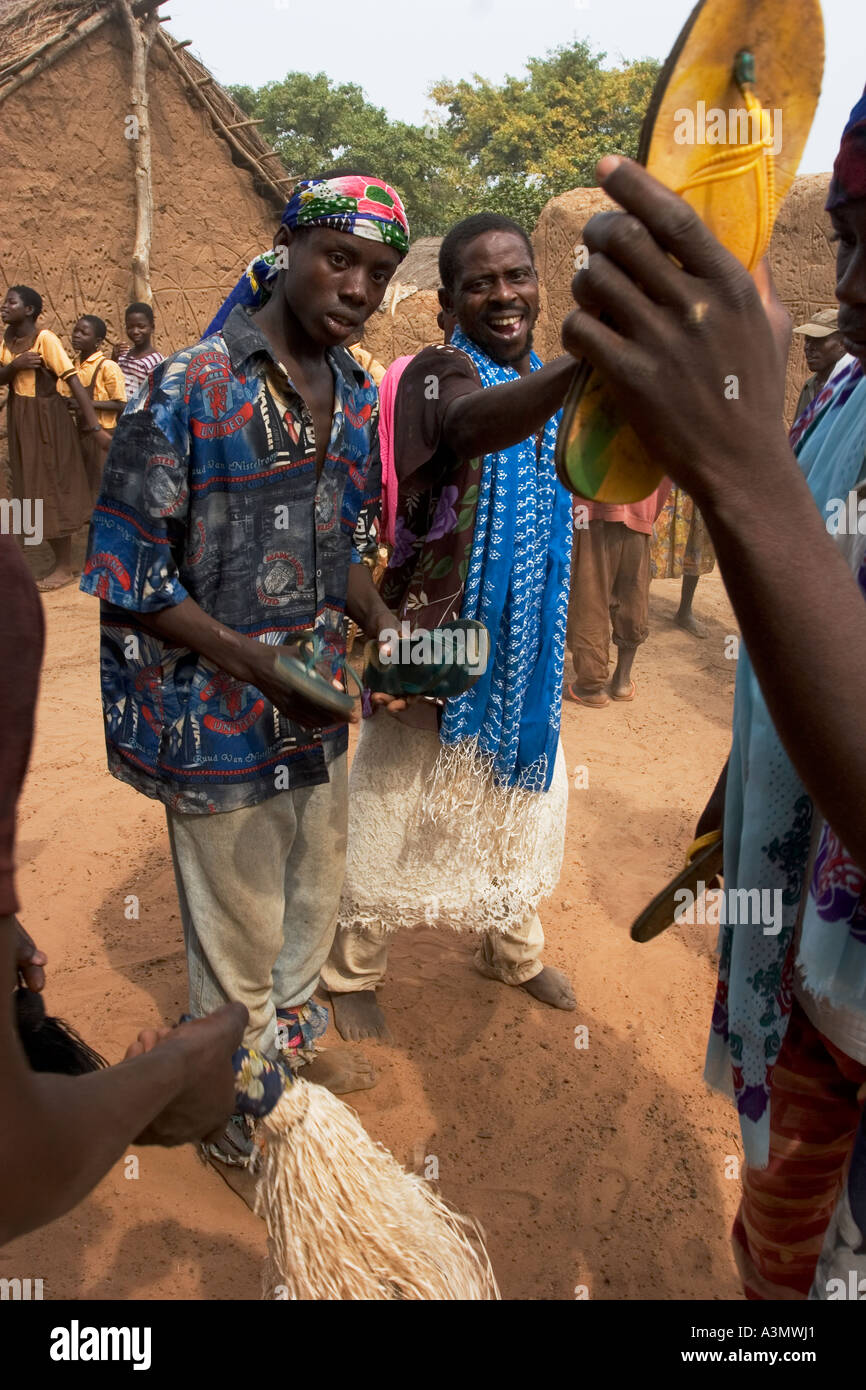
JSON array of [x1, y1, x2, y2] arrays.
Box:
[[826, 85, 866, 211], [281, 175, 410, 254], [204, 176, 409, 337]]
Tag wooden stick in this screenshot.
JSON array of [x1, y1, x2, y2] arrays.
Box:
[[0, 9, 113, 98], [115, 0, 160, 304], [225, 119, 265, 130], [154, 29, 287, 207]]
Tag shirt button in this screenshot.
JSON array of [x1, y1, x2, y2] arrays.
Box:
[[316, 569, 322, 578]]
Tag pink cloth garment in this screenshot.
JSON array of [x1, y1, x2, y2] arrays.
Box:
[[377, 355, 414, 547], [573, 478, 672, 535]]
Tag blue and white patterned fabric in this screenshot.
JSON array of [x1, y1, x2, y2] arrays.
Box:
[[438, 328, 572, 792]]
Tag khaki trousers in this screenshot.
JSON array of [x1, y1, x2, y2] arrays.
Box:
[[567, 520, 651, 692], [322, 908, 545, 994], [167, 751, 348, 1058]]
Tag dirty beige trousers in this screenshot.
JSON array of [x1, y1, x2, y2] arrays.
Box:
[[167, 750, 348, 1058], [323, 907, 545, 993]]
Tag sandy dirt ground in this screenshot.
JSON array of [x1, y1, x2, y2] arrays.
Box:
[[2, 541, 745, 1301]]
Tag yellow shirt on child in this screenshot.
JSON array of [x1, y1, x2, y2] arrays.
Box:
[[58, 351, 127, 429], [0, 329, 78, 396]]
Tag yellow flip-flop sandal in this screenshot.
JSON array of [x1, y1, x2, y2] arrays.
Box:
[[556, 0, 825, 504]]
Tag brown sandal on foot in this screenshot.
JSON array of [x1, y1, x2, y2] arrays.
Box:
[[565, 682, 610, 708]]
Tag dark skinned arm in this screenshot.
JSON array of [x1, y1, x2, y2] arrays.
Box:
[[0, 352, 42, 388], [442, 355, 576, 460], [65, 373, 106, 435], [346, 558, 395, 637], [133, 595, 361, 727], [563, 156, 866, 870], [346, 562, 413, 714], [0, 918, 245, 1247]]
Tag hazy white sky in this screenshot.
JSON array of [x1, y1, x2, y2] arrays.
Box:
[[164, 0, 863, 175]]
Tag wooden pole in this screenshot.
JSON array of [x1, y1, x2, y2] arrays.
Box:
[[115, 0, 160, 304]]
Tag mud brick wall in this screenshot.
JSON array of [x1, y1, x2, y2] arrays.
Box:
[[531, 175, 838, 424], [0, 20, 277, 357]]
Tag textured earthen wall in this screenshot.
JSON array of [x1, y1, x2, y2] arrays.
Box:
[[767, 173, 839, 422], [359, 288, 443, 366], [532, 188, 617, 364], [0, 21, 277, 357], [530, 176, 838, 422]]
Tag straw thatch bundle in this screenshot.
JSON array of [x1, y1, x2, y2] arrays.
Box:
[[256, 1079, 500, 1301]]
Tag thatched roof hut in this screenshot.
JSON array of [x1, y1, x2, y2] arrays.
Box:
[[0, 0, 290, 352]]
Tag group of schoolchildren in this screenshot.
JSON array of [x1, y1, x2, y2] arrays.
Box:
[[0, 293, 163, 591]]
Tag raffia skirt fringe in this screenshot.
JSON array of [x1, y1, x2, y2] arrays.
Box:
[[338, 714, 568, 937]]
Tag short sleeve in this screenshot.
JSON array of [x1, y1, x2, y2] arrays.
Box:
[[80, 360, 191, 613], [393, 345, 480, 481], [100, 359, 127, 402], [37, 330, 76, 380]]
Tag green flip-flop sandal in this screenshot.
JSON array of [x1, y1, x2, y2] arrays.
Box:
[[363, 619, 490, 700], [272, 630, 364, 721]]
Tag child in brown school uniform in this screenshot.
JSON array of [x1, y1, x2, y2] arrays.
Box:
[[61, 315, 126, 500], [0, 285, 107, 591]]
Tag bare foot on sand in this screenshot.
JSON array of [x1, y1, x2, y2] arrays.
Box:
[[303, 1046, 378, 1093], [609, 678, 636, 702], [675, 611, 707, 639], [329, 990, 391, 1043], [520, 966, 577, 1010], [36, 568, 76, 593]]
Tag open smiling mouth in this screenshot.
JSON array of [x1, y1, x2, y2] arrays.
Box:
[[485, 313, 525, 341]]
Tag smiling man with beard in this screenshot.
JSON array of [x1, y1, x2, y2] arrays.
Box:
[[323, 213, 581, 1042], [80, 173, 410, 1177]]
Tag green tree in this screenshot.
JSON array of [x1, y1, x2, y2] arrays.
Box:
[[228, 41, 660, 238], [227, 72, 461, 237], [431, 40, 660, 228]]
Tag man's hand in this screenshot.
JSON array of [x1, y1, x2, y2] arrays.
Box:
[[245, 641, 361, 728], [13, 918, 47, 993], [368, 626, 415, 717], [122, 1003, 247, 1147], [562, 156, 792, 510]]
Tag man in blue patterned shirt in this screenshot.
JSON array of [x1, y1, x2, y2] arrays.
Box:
[[81, 175, 411, 1155]]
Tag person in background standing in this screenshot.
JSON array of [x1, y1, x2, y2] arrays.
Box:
[[792, 308, 854, 422], [565, 480, 670, 707], [113, 302, 164, 405], [0, 286, 106, 592], [61, 315, 126, 501]]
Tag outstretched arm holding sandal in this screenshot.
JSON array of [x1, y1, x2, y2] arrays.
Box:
[[563, 155, 866, 870]]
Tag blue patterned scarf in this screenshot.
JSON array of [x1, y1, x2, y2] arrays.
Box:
[[705, 359, 866, 1167], [438, 328, 572, 792]]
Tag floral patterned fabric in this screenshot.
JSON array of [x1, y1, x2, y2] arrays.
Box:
[[704, 358, 866, 1166], [380, 346, 484, 630], [650, 486, 715, 579]]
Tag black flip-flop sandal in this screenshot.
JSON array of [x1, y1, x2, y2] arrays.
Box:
[[630, 831, 723, 943]]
